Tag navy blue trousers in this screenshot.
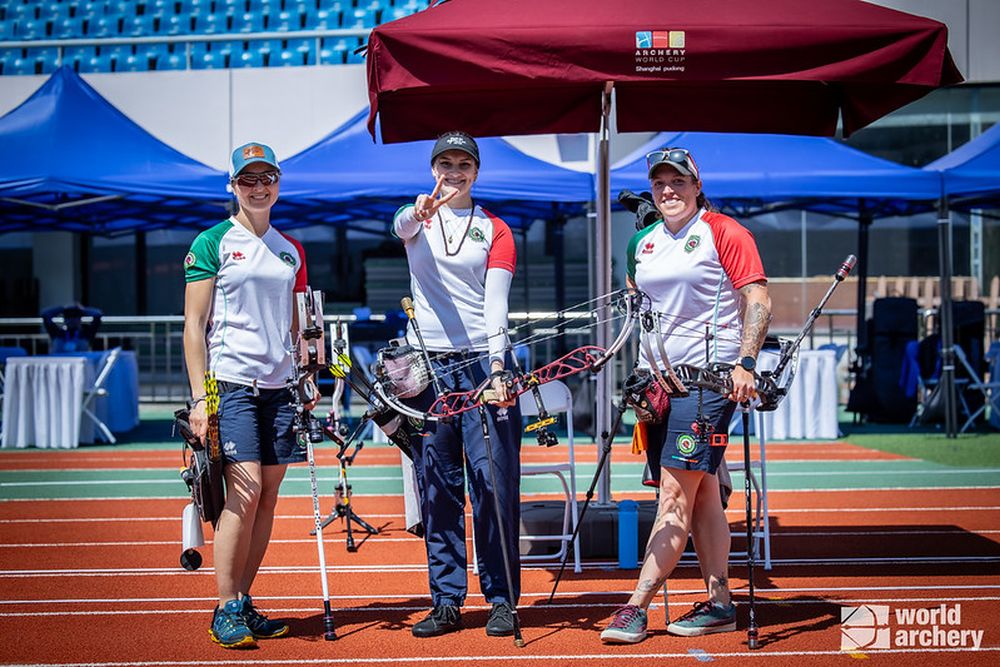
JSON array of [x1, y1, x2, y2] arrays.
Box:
[[405, 352, 522, 607]]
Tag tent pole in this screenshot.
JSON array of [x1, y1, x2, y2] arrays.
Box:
[[551, 206, 567, 357], [937, 197, 957, 438], [853, 208, 872, 370], [595, 82, 613, 505], [135, 230, 147, 316]]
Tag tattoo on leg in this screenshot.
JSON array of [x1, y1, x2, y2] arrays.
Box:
[[637, 577, 666, 593]]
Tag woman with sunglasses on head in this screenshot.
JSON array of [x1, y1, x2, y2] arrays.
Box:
[[392, 131, 522, 639], [601, 148, 771, 644], [183, 142, 308, 649]]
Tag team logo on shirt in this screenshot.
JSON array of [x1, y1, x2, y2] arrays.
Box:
[[684, 235, 701, 253], [641, 241, 655, 254], [279, 251, 296, 267], [184, 252, 196, 267], [676, 433, 697, 455], [231, 251, 246, 261], [468, 226, 485, 242]]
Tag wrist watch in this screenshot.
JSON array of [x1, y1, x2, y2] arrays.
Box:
[[738, 356, 756, 372]]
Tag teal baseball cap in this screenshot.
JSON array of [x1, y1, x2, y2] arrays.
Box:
[[230, 142, 280, 177]]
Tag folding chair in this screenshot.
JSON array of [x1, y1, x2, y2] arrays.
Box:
[[81, 347, 121, 444], [954, 345, 1000, 433], [519, 380, 581, 574], [472, 379, 581, 575]]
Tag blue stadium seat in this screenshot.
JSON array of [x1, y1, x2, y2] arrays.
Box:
[[259, 0, 283, 16], [11, 54, 38, 76], [268, 10, 300, 32], [287, 37, 316, 65], [212, 39, 244, 60], [231, 46, 264, 68], [342, 8, 377, 30], [8, 5, 36, 24], [190, 11, 223, 33], [103, 44, 134, 62], [116, 52, 147, 71], [79, 52, 114, 73], [191, 46, 225, 69], [319, 37, 347, 65], [179, 0, 211, 14], [303, 8, 339, 29], [345, 37, 365, 64], [215, 0, 246, 16], [0, 20, 13, 39], [231, 11, 264, 33], [39, 4, 73, 23], [105, 2, 137, 19], [139, 41, 170, 64], [157, 14, 189, 35], [27, 47, 60, 74], [51, 16, 84, 39], [122, 14, 155, 36], [15, 18, 46, 39], [62, 45, 96, 70], [0, 49, 17, 76], [86, 16, 120, 37], [76, 3, 104, 22], [254, 38, 282, 65], [145, 0, 177, 15], [153, 50, 186, 70]]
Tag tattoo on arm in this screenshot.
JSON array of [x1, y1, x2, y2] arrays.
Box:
[[738, 283, 771, 358]]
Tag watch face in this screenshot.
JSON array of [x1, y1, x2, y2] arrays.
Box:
[[740, 356, 756, 371]]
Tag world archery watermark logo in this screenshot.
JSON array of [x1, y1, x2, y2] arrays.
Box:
[[634, 30, 686, 74], [840, 604, 984, 652]]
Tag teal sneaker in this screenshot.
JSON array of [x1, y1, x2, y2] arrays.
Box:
[[600, 604, 648, 644], [667, 600, 737, 636], [241, 595, 289, 639], [209, 599, 256, 649]]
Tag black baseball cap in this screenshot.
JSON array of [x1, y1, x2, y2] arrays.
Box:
[[430, 131, 480, 167]]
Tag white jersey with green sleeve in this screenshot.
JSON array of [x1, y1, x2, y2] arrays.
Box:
[[184, 218, 308, 389]]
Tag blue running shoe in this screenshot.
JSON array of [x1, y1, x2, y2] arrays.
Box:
[[210, 599, 256, 648], [241, 594, 289, 639]]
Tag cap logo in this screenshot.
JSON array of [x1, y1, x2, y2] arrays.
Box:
[[446, 136, 467, 146], [243, 145, 266, 159]]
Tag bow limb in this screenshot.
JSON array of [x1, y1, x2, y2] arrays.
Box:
[[372, 380, 439, 422], [589, 287, 643, 372]]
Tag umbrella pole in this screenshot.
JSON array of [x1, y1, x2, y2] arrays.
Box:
[[595, 81, 614, 505]]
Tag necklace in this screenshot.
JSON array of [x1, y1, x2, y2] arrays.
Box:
[[437, 203, 476, 257]]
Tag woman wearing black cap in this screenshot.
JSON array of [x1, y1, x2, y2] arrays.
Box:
[[600, 147, 770, 644], [392, 131, 522, 639]]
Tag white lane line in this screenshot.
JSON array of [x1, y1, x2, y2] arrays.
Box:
[[1, 555, 999, 578], [5, 528, 1000, 549], [3, 589, 1000, 607], [6, 596, 1000, 617], [0, 646, 997, 666]]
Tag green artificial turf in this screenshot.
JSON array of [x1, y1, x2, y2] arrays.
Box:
[[839, 431, 1000, 468]]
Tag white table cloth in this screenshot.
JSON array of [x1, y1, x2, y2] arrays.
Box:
[[1, 357, 93, 449], [757, 349, 839, 439]]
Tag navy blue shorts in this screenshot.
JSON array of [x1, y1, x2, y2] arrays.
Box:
[[644, 391, 736, 475], [217, 382, 303, 466]]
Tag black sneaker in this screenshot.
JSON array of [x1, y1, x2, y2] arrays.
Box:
[[411, 605, 462, 637], [485, 602, 515, 637]]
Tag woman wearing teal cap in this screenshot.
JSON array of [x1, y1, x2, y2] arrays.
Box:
[[183, 142, 309, 649]]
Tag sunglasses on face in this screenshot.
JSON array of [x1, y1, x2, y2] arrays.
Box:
[[646, 148, 698, 179], [233, 171, 280, 188]]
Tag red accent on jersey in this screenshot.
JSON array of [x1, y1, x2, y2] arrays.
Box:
[[482, 208, 517, 274], [641, 241, 655, 254], [232, 251, 246, 261], [279, 231, 309, 293], [703, 211, 766, 290]]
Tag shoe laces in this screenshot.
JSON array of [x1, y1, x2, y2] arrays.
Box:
[[676, 600, 713, 621], [432, 605, 460, 624], [490, 603, 513, 623], [608, 604, 643, 629]]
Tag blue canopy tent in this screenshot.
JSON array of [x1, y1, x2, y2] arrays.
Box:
[[611, 131, 941, 422], [922, 123, 1000, 436], [0, 66, 228, 235], [280, 108, 595, 228]]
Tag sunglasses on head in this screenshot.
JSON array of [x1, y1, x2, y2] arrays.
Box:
[[233, 171, 280, 188], [646, 148, 698, 179]]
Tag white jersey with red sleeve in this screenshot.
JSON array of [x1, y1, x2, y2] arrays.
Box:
[[393, 203, 516, 357], [184, 217, 308, 388], [626, 208, 766, 368]]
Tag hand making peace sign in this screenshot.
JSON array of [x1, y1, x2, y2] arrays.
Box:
[[413, 174, 459, 221]]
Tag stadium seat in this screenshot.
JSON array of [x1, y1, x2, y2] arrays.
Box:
[[0, 20, 13, 39], [51, 16, 85, 39], [179, 0, 211, 14], [216, 0, 246, 17], [319, 37, 347, 65], [190, 47, 225, 69], [10, 54, 37, 75], [39, 4, 73, 23], [231, 11, 264, 33], [345, 37, 365, 64], [79, 51, 114, 73], [15, 18, 46, 39], [343, 8, 377, 29], [85, 16, 120, 38], [268, 10, 300, 32], [116, 52, 146, 71], [154, 51, 186, 70], [231, 46, 264, 68], [158, 14, 189, 35], [62, 45, 96, 70], [190, 11, 223, 33], [122, 14, 155, 36], [0, 49, 17, 76], [8, 5, 36, 24], [139, 41, 170, 64], [145, 0, 177, 15], [287, 37, 316, 65], [303, 8, 340, 29], [24, 47, 59, 74], [102, 44, 134, 63]]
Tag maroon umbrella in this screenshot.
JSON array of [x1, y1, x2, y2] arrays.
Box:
[[364, 0, 962, 509], [366, 0, 961, 142]]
